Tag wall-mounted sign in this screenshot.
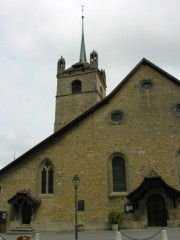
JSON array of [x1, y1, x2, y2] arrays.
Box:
[[2, 213, 7, 219], [125, 204, 134, 212]]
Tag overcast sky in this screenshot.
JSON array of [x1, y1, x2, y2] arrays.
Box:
[[0, 0, 180, 169]]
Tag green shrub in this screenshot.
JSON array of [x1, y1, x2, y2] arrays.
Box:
[[108, 210, 124, 224]]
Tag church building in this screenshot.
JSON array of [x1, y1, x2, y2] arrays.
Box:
[[0, 13, 180, 233]]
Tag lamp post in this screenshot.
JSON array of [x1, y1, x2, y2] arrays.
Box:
[[72, 175, 80, 240]]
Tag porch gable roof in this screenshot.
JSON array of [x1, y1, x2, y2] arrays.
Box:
[[127, 170, 180, 202]]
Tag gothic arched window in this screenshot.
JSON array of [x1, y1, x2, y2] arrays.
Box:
[[72, 80, 82, 93], [112, 155, 126, 192], [41, 159, 54, 194]]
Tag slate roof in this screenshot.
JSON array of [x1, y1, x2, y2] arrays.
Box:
[[64, 61, 90, 72], [127, 170, 180, 201], [8, 189, 41, 206]]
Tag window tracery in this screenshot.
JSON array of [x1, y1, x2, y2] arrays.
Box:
[[40, 159, 54, 194]]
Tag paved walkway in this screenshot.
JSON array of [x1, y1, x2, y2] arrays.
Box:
[[1, 228, 180, 240]]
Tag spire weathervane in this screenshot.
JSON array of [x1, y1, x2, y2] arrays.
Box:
[[82, 5, 84, 18], [79, 5, 87, 62]]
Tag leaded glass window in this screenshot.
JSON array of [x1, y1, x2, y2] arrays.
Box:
[[112, 155, 126, 192], [41, 159, 54, 194]]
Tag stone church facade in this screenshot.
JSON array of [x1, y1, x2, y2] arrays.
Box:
[[0, 16, 180, 233]]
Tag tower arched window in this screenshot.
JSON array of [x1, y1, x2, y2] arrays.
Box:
[[112, 155, 126, 192], [41, 159, 54, 194], [72, 80, 82, 93]]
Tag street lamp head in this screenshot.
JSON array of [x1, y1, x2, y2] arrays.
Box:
[[72, 175, 80, 189]]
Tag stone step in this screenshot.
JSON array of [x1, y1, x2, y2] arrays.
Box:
[[11, 225, 35, 233]]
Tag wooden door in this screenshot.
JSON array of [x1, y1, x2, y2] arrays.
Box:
[[147, 194, 167, 227], [22, 203, 32, 224]]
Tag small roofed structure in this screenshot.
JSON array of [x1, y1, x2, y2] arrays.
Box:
[[8, 188, 41, 208], [127, 170, 180, 208]]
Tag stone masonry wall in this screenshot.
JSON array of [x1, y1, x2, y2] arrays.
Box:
[[54, 69, 106, 131], [0, 64, 179, 231]]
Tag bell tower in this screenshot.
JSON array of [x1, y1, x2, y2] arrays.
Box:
[[54, 9, 106, 132]]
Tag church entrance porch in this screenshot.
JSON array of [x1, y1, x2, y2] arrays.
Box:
[[127, 170, 180, 228], [147, 194, 167, 227], [7, 189, 41, 231]]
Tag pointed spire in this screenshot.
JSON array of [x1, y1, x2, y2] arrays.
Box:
[[79, 5, 87, 62]]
